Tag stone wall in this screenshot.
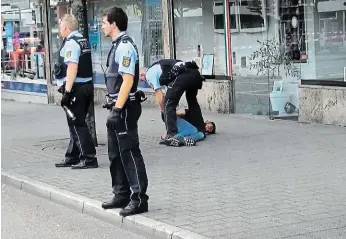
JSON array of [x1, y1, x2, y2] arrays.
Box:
[[299, 85, 346, 126], [49, 79, 235, 114]]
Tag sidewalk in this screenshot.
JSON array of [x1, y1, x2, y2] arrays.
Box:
[[2, 100, 346, 239]]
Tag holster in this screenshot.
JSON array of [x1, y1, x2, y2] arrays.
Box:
[[102, 91, 147, 110], [57, 84, 65, 94], [102, 94, 115, 110], [57, 82, 76, 95], [135, 90, 147, 103]]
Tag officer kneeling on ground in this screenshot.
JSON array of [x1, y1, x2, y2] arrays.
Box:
[[53, 14, 98, 169], [100, 7, 149, 217], [140, 60, 205, 147]]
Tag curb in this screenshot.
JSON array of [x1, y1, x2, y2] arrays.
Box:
[[2, 171, 210, 239]]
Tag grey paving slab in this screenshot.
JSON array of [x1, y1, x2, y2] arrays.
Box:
[[2, 100, 346, 238]]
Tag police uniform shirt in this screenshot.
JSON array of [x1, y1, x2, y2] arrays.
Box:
[[57, 30, 92, 86], [114, 32, 137, 77], [145, 61, 185, 91]]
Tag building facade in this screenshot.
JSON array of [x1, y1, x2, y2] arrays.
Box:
[[2, 0, 346, 120]]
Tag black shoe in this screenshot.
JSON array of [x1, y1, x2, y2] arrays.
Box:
[[102, 198, 130, 209], [71, 159, 98, 169], [119, 201, 148, 217], [55, 159, 79, 168]]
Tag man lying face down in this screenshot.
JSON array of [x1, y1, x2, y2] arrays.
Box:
[[160, 108, 216, 147]]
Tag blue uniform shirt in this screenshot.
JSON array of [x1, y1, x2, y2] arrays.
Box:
[[114, 32, 138, 76], [145, 61, 185, 91], [57, 30, 92, 86], [145, 64, 162, 90]]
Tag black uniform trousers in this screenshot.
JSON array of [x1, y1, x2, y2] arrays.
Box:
[[107, 100, 149, 204], [164, 68, 204, 136], [65, 81, 97, 162]]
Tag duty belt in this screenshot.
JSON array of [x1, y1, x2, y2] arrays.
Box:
[[108, 92, 137, 102], [102, 91, 147, 110]]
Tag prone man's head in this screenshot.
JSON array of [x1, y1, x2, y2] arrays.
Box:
[[59, 14, 78, 38], [205, 120, 216, 134], [139, 68, 147, 81]]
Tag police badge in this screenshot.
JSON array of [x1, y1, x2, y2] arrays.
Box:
[[122, 56, 131, 67], [66, 50, 71, 58]]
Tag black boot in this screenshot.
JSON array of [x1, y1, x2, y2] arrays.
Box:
[[119, 201, 148, 217], [102, 197, 130, 209], [55, 159, 79, 168], [71, 159, 98, 169]]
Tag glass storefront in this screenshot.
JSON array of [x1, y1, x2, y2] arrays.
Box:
[[48, 0, 164, 89], [1, 0, 48, 95], [172, 0, 228, 75], [7, 0, 343, 114], [229, 0, 346, 116]]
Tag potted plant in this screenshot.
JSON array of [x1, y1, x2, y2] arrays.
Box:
[[249, 37, 300, 116]]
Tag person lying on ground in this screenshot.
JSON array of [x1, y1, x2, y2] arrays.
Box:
[[176, 108, 216, 136], [159, 109, 216, 147]]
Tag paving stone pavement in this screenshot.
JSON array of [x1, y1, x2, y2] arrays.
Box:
[[2, 100, 346, 239]]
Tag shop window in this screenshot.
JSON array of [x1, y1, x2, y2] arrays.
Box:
[[173, 0, 227, 75], [279, 0, 307, 63], [214, 1, 237, 32], [1, 1, 47, 85], [48, 0, 163, 89], [85, 0, 164, 88], [214, 0, 267, 33]]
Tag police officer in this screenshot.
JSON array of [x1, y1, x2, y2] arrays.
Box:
[[100, 7, 149, 217], [53, 14, 98, 169], [140, 60, 205, 146]]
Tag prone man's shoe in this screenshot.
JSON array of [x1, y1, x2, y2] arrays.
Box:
[[119, 201, 148, 217], [71, 159, 98, 169], [183, 137, 196, 147], [102, 198, 130, 209], [55, 159, 79, 168], [164, 136, 184, 147]]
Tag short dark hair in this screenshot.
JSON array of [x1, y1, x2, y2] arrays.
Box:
[[210, 121, 216, 134], [103, 7, 128, 32]]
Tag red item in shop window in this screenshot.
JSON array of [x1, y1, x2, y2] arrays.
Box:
[[301, 55, 308, 60]]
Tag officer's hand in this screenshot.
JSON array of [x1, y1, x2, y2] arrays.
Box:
[[161, 111, 165, 123], [61, 91, 72, 107], [106, 107, 122, 130]]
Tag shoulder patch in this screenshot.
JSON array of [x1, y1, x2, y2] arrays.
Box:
[[122, 56, 131, 67], [65, 50, 71, 58]]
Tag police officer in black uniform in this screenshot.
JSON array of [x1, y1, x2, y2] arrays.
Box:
[[141, 59, 205, 146], [100, 7, 149, 217], [53, 14, 98, 169]]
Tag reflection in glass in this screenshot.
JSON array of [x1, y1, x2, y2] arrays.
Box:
[[173, 0, 227, 75]]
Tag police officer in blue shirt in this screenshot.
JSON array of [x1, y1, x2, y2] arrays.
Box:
[[100, 7, 149, 217], [53, 14, 98, 169], [140, 60, 205, 147]]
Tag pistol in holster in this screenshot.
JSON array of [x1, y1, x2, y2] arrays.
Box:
[[102, 94, 115, 110]]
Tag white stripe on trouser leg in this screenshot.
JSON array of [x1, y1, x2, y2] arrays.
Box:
[[124, 108, 142, 206], [164, 99, 169, 132], [73, 125, 84, 158], [114, 130, 134, 197]]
